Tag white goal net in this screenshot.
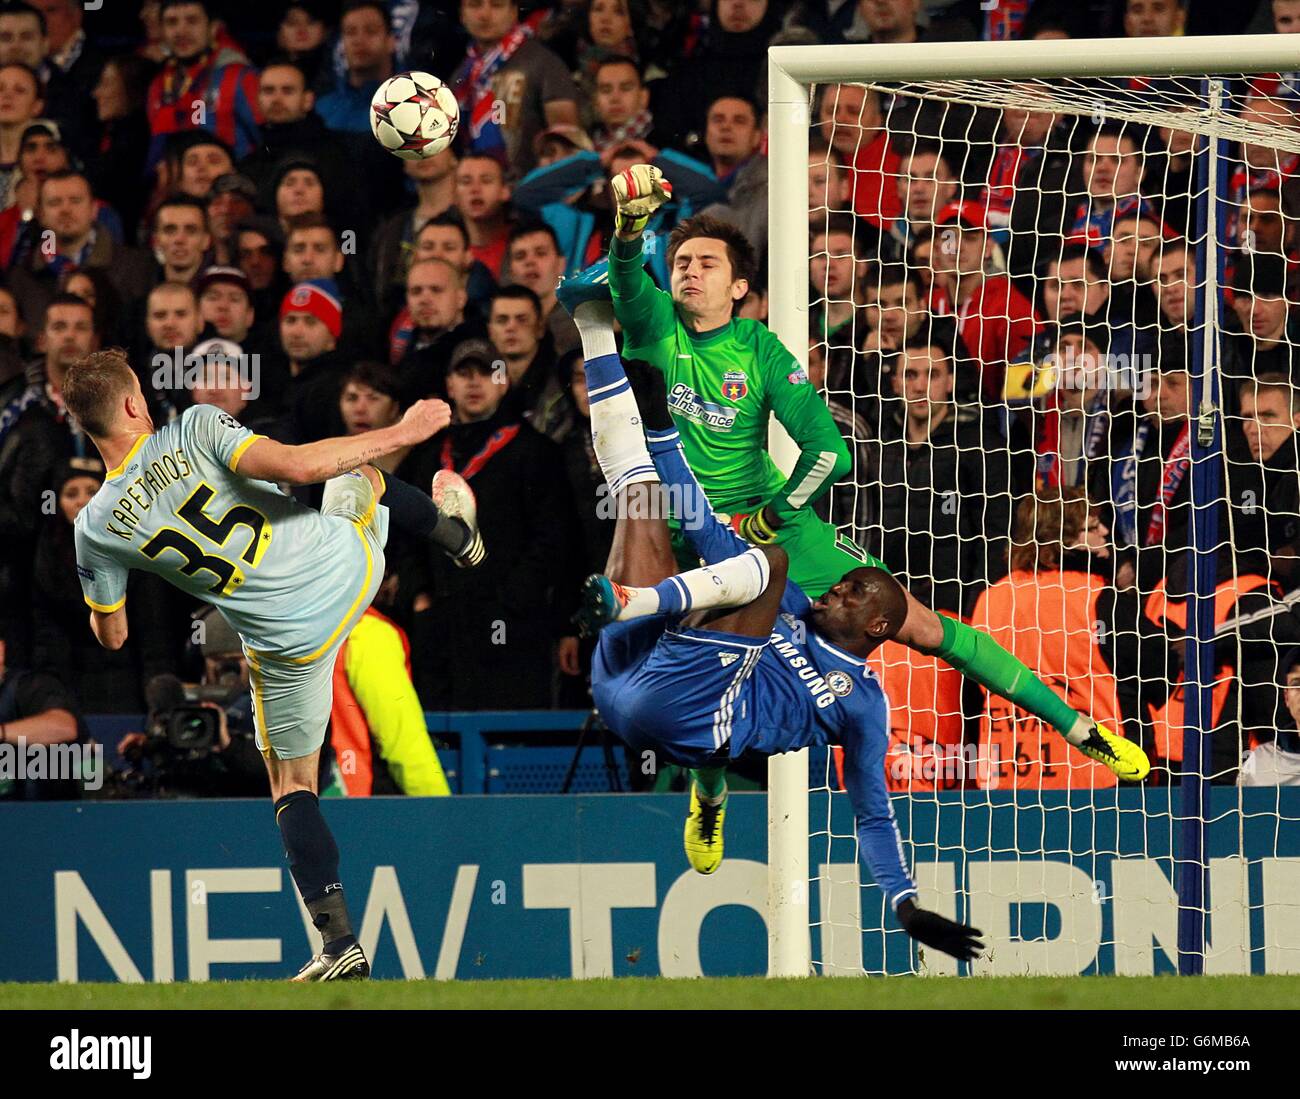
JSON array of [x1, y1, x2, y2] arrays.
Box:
[[768, 36, 1300, 978]]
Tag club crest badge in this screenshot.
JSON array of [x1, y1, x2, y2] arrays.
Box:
[[721, 370, 748, 402], [826, 670, 854, 697]]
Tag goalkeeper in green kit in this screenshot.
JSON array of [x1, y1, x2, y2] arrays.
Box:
[[557, 164, 1149, 874]]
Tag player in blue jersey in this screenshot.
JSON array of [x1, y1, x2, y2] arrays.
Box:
[[570, 325, 984, 962], [62, 349, 485, 981]]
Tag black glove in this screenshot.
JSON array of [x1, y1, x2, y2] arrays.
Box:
[[896, 897, 984, 962]]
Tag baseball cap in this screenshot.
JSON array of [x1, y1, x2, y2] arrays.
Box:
[[935, 200, 990, 231], [20, 119, 62, 147], [448, 338, 501, 374], [190, 336, 245, 364], [532, 124, 595, 157], [208, 172, 258, 203], [196, 265, 252, 298]]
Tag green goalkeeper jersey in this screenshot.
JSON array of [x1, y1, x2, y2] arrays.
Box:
[[607, 235, 850, 520]]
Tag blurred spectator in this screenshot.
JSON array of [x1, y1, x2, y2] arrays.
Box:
[[0, 635, 82, 800], [331, 605, 452, 796], [455, 151, 515, 279], [808, 134, 851, 224], [556, 347, 612, 572], [0, 296, 89, 645], [588, 55, 668, 155], [338, 360, 403, 448], [151, 195, 213, 291], [30, 457, 171, 714], [271, 157, 327, 230], [202, 172, 254, 266], [699, 93, 768, 274], [59, 266, 122, 347], [278, 277, 347, 442], [511, 129, 722, 286], [26, 0, 103, 155], [1224, 253, 1298, 415], [282, 213, 382, 360], [841, 0, 977, 44], [276, 1, 331, 92], [569, 0, 640, 116], [1108, 345, 1193, 587], [930, 202, 1038, 399], [1155, 238, 1196, 331], [145, 0, 260, 166], [1226, 373, 1300, 568], [189, 337, 276, 431], [1068, 125, 1154, 251], [651, 0, 785, 148], [452, 0, 580, 180], [411, 212, 497, 318], [1041, 245, 1110, 321], [7, 169, 152, 328], [234, 215, 287, 317], [393, 256, 484, 402], [1239, 646, 1300, 785], [891, 143, 957, 256], [808, 338, 871, 538], [0, 61, 44, 207], [142, 281, 202, 413], [1236, 187, 1287, 260], [1226, 95, 1300, 249], [984, 102, 1072, 280], [196, 264, 256, 346], [370, 147, 458, 315], [809, 213, 862, 349], [1123, 0, 1186, 37], [488, 283, 570, 442], [0, 117, 71, 262], [1022, 315, 1129, 494], [865, 334, 1015, 613], [86, 55, 155, 240], [504, 221, 578, 356], [969, 487, 1128, 789], [243, 57, 362, 226], [406, 337, 578, 709], [864, 262, 925, 356], [813, 83, 902, 231], [167, 131, 234, 202], [316, 1, 395, 133]]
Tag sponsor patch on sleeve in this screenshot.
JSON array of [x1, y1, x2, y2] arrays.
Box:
[[787, 368, 810, 385], [76, 565, 95, 581]]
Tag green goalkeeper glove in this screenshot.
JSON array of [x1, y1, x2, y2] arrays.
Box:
[[610, 163, 673, 237], [731, 506, 782, 546]]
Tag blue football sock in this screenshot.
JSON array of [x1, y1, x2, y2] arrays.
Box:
[[275, 790, 355, 951]]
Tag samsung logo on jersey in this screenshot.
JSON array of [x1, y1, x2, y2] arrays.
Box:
[[667, 384, 738, 432], [769, 634, 836, 709]]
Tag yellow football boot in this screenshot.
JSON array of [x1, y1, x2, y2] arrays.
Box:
[[1077, 722, 1151, 782], [684, 784, 727, 874]]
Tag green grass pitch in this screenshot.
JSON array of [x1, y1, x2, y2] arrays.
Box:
[[2, 975, 1297, 1010]]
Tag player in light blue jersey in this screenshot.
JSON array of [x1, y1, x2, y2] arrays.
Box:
[[569, 333, 984, 963], [63, 349, 485, 981]]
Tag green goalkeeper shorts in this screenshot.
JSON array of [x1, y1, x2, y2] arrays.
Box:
[[672, 508, 888, 599]]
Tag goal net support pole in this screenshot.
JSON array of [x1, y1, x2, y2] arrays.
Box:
[[1181, 78, 1227, 977], [765, 34, 1300, 979]]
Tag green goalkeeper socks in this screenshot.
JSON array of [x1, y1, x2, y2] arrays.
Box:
[[934, 615, 1082, 737], [690, 766, 728, 802]]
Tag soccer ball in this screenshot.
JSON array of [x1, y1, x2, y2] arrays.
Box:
[[370, 71, 459, 160]]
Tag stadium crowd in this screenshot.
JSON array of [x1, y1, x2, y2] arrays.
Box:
[[4, 0, 1300, 797]]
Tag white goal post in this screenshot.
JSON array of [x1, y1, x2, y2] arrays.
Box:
[[765, 33, 1300, 979]]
